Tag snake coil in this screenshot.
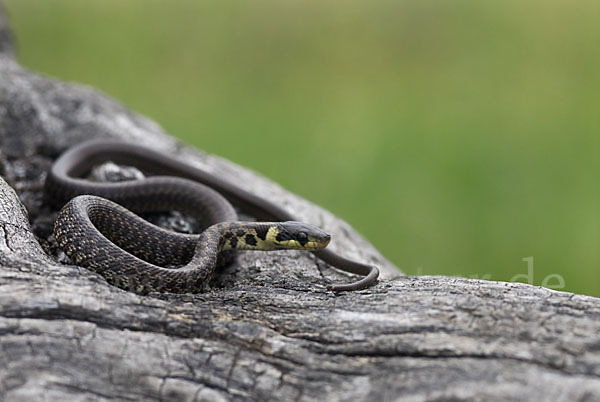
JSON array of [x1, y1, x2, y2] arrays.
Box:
[[46, 140, 379, 293]]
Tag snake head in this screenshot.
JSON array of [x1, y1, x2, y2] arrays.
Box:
[[273, 221, 331, 251]]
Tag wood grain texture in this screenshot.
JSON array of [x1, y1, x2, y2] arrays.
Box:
[[1, 6, 599, 401]]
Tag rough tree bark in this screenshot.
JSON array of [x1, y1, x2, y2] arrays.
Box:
[[1, 6, 600, 402]]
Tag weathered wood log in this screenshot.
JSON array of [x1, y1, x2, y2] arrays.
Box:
[[1, 6, 600, 401]]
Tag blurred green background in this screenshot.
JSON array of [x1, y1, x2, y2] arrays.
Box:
[[4, 1, 599, 296]]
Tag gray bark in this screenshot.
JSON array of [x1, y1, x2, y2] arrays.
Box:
[[1, 7, 600, 402]]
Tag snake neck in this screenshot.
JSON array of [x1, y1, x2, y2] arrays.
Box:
[[207, 222, 285, 252]]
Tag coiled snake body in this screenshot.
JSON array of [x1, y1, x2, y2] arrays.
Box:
[[46, 140, 379, 293]]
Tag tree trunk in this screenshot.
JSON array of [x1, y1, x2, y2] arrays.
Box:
[[1, 6, 599, 401]]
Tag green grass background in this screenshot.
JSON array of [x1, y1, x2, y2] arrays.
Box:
[[4, 1, 599, 296]]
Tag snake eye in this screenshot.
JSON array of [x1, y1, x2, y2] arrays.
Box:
[[296, 231, 308, 245]]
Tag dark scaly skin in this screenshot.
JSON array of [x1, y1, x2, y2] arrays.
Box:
[[55, 196, 216, 294], [55, 195, 331, 294], [46, 140, 379, 292]]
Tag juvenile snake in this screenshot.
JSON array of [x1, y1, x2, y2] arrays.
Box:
[[46, 140, 379, 293]]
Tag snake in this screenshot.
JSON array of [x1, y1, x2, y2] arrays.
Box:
[[45, 140, 379, 294]]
